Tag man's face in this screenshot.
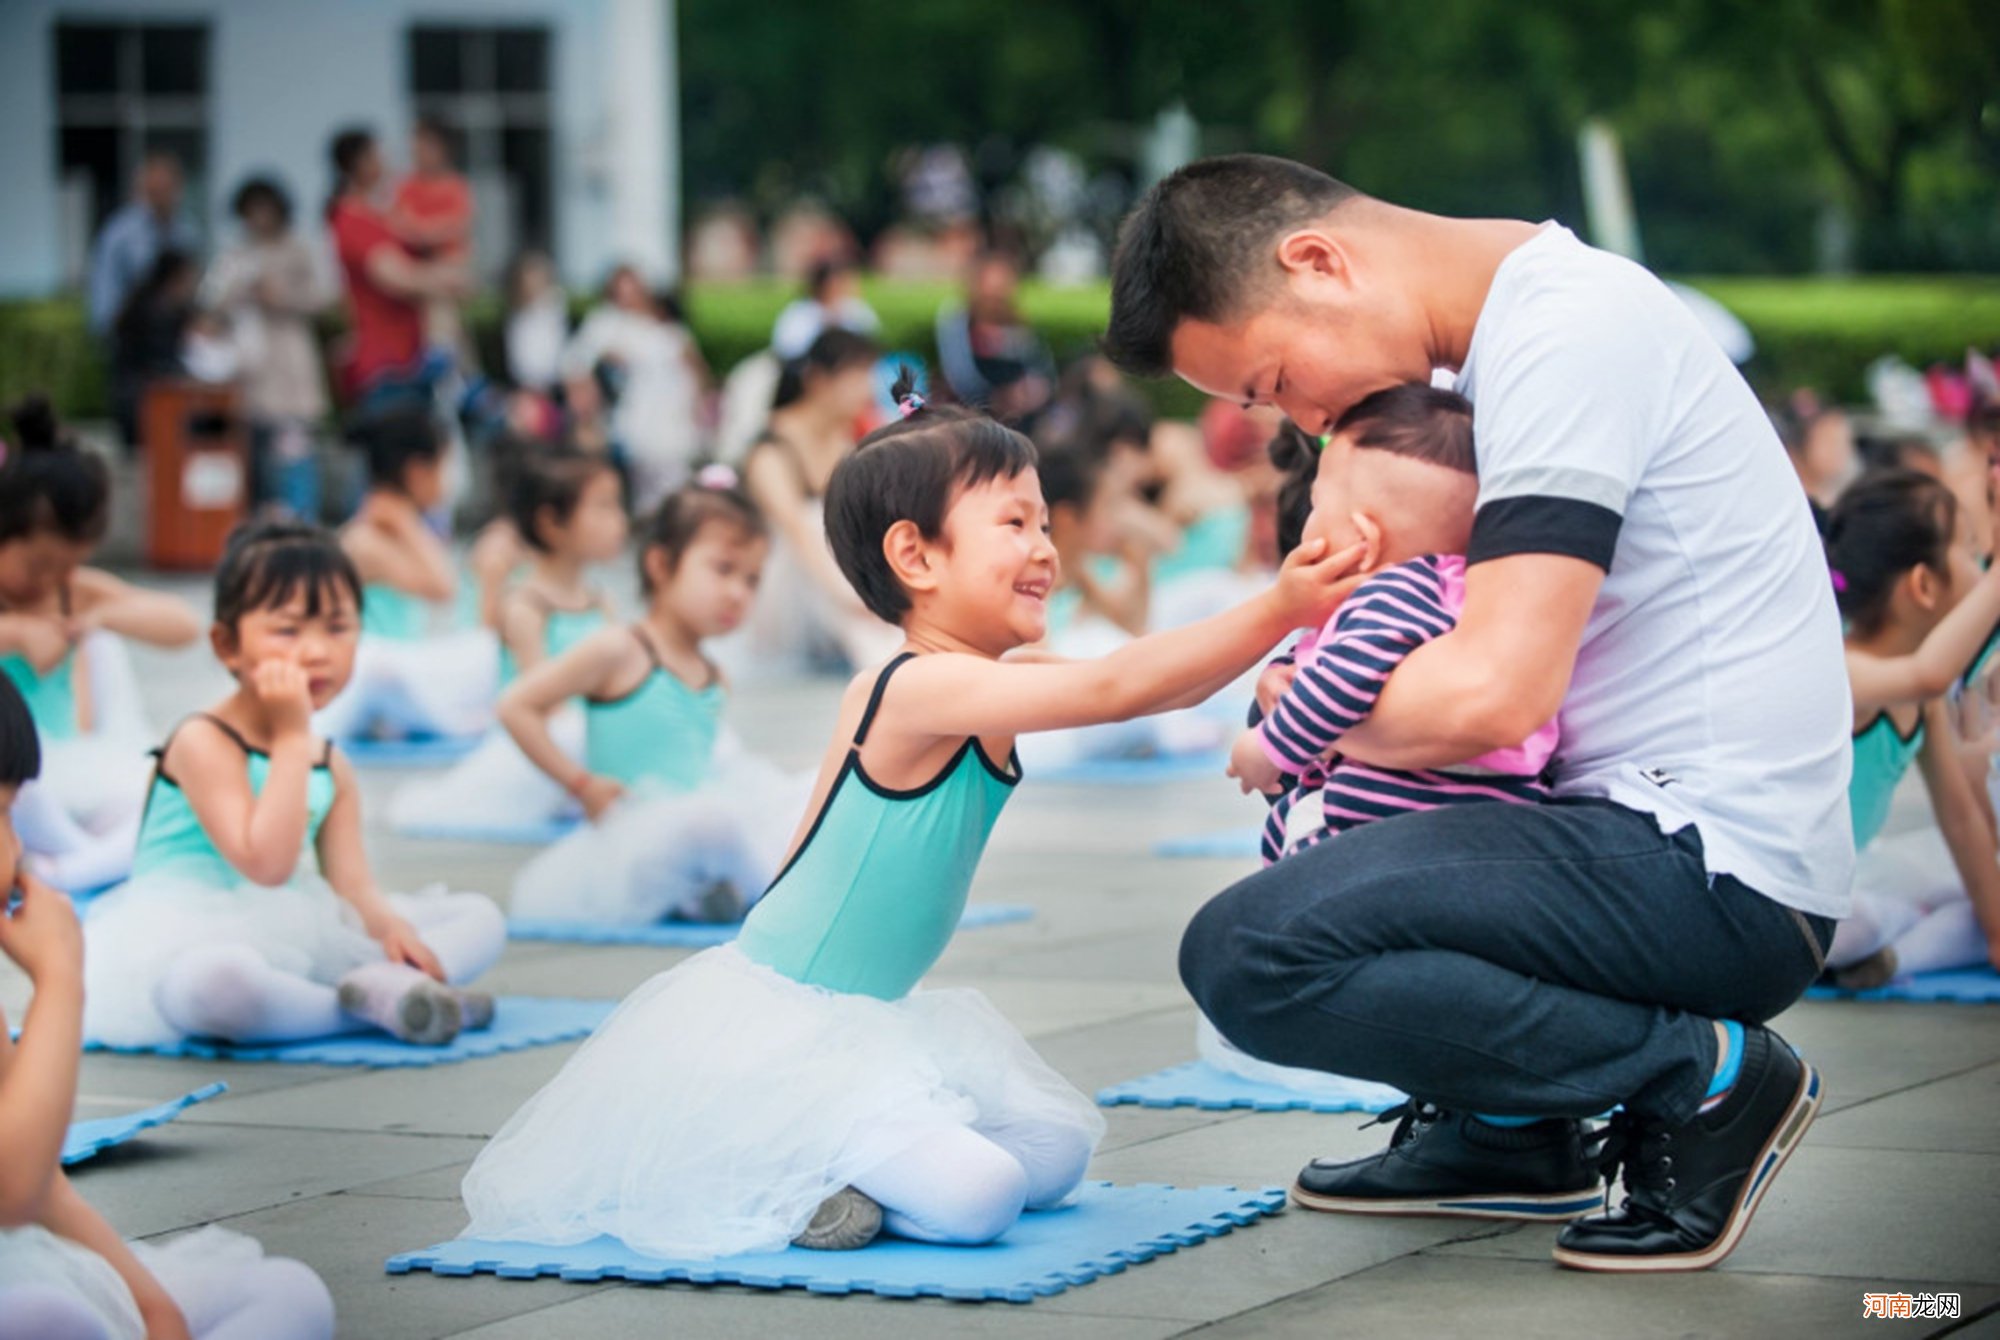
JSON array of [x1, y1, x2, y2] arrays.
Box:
[[1168, 235, 1433, 437], [139, 158, 182, 215]]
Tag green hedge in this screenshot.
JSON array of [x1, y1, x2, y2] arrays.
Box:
[[5, 275, 1995, 425]]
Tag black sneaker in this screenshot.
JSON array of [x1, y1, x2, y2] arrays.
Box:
[[1553, 1026, 1821, 1272], [1292, 1102, 1605, 1221]]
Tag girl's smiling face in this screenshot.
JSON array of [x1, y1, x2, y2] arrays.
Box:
[[929, 468, 1060, 652], [214, 582, 361, 710]]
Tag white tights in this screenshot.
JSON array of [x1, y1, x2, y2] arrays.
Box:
[[12, 779, 139, 893], [1828, 828, 1992, 974], [151, 892, 505, 1044], [848, 1116, 1095, 1246], [0, 1255, 332, 1340]]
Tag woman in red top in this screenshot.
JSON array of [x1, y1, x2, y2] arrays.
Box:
[[323, 128, 464, 406]]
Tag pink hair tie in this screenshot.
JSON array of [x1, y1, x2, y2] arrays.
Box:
[[696, 463, 739, 490], [897, 391, 927, 419], [1830, 569, 1848, 593]]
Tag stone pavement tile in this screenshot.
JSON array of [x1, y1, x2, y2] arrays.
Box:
[[1767, 1000, 2000, 1114], [200, 1191, 595, 1340], [1199, 1252, 2000, 1340], [72, 1049, 335, 1109], [1431, 1145, 2000, 1287], [1028, 1000, 1202, 1086], [1814, 1062, 2000, 1155], [70, 1123, 485, 1238], [921, 973, 1192, 1040], [175, 1044, 578, 1138], [963, 924, 1194, 986], [349, 1160, 475, 1201], [473, 943, 694, 999], [442, 1285, 1187, 1340], [1086, 1108, 1393, 1190]]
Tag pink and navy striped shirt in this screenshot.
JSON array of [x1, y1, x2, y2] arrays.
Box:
[[1256, 553, 1560, 864]]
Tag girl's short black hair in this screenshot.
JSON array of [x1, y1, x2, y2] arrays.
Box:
[[214, 520, 364, 632], [0, 675, 42, 787], [772, 327, 879, 410], [825, 369, 1039, 624], [639, 476, 766, 595], [1825, 469, 1958, 637], [508, 444, 622, 553], [0, 396, 112, 547], [351, 405, 444, 491]]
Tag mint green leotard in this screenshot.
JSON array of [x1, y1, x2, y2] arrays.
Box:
[[2, 584, 81, 740], [735, 652, 1020, 1001], [1849, 709, 1924, 852], [497, 590, 607, 685], [582, 626, 725, 790], [132, 714, 337, 885], [360, 584, 432, 642]]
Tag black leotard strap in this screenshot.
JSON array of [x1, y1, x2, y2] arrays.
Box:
[[853, 652, 918, 748], [629, 623, 664, 669], [193, 711, 255, 754]]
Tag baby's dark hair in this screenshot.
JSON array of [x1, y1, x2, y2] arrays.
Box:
[[213, 520, 364, 633], [1333, 384, 1476, 473], [1825, 469, 1958, 637], [772, 327, 879, 410], [1267, 420, 1320, 559], [0, 674, 41, 788], [0, 396, 112, 547], [351, 405, 444, 491], [639, 475, 766, 595], [509, 444, 622, 553], [826, 369, 1039, 624]]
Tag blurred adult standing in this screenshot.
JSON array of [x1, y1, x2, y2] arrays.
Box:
[[561, 264, 707, 510], [87, 150, 200, 338], [770, 257, 880, 360], [933, 250, 1054, 421], [205, 176, 329, 518]]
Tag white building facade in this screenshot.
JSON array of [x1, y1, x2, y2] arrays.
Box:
[[0, 0, 680, 296]]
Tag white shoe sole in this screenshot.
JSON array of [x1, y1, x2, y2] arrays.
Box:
[[1290, 1183, 1605, 1221]]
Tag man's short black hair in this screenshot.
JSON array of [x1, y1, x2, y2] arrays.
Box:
[[1104, 155, 1363, 378]]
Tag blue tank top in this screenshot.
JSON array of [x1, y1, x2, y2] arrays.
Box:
[[2, 584, 81, 740], [583, 626, 725, 790], [361, 584, 433, 642], [736, 652, 1020, 1001], [1849, 709, 1924, 852], [498, 591, 607, 685], [131, 715, 338, 885]]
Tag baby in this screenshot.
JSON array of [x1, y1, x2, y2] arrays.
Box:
[[1229, 384, 1559, 860]]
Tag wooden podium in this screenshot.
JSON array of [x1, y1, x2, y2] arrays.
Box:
[[141, 380, 247, 570]]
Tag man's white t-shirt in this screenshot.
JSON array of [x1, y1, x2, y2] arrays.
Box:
[[1454, 224, 1853, 918]]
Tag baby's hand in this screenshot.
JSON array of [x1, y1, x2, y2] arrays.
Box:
[[1272, 531, 1371, 627], [0, 875, 85, 987], [1227, 728, 1286, 796], [576, 774, 626, 822], [251, 658, 315, 740], [1254, 659, 1297, 717]]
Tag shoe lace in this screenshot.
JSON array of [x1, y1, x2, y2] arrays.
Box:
[[1359, 1099, 1442, 1149], [1585, 1111, 1676, 1206]]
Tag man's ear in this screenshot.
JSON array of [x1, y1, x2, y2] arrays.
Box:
[[1275, 229, 1352, 287], [883, 519, 940, 599]]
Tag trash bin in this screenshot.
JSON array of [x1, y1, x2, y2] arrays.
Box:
[[142, 380, 247, 570]]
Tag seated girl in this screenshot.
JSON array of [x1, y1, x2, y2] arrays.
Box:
[[504, 477, 803, 924], [316, 407, 496, 744], [1820, 470, 2000, 986], [0, 676, 336, 1340], [83, 522, 506, 1049], [458, 378, 1356, 1259], [0, 396, 202, 893], [389, 445, 626, 836]]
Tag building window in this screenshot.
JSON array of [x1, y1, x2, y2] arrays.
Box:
[[408, 25, 553, 275], [53, 21, 211, 281]]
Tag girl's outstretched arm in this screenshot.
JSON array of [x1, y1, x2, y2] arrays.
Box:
[[1850, 564, 2000, 714], [71, 568, 203, 647], [497, 627, 638, 818], [891, 537, 1364, 740], [1916, 698, 2000, 970]]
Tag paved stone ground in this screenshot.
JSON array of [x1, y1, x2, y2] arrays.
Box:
[[5, 572, 1998, 1339]]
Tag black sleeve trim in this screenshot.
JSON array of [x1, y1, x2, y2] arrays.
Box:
[[1468, 495, 1622, 571]]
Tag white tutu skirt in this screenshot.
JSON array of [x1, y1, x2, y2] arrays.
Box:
[[82, 874, 456, 1047], [389, 706, 584, 834], [315, 628, 498, 741], [461, 944, 1106, 1259], [0, 1224, 269, 1340], [510, 753, 810, 923]]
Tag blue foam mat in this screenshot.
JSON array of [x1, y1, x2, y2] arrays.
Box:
[[336, 734, 484, 768], [508, 902, 1034, 947], [84, 997, 614, 1066], [1154, 827, 1260, 859], [396, 816, 580, 846], [387, 1181, 1285, 1303], [1035, 752, 1228, 786], [1805, 967, 2000, 1003], [63, 1082, 228, 1165], [1098, 1060, 1405, 1115]]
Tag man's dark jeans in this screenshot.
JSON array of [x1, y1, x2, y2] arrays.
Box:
[[1181, 797, 1834, 1122]]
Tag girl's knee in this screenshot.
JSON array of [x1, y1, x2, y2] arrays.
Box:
[[155, 943, 270, 1040], [938, 1146, 1030, 1244], [1015, 1121, 1094, 1211], [249, 1258, 335, 1340]]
